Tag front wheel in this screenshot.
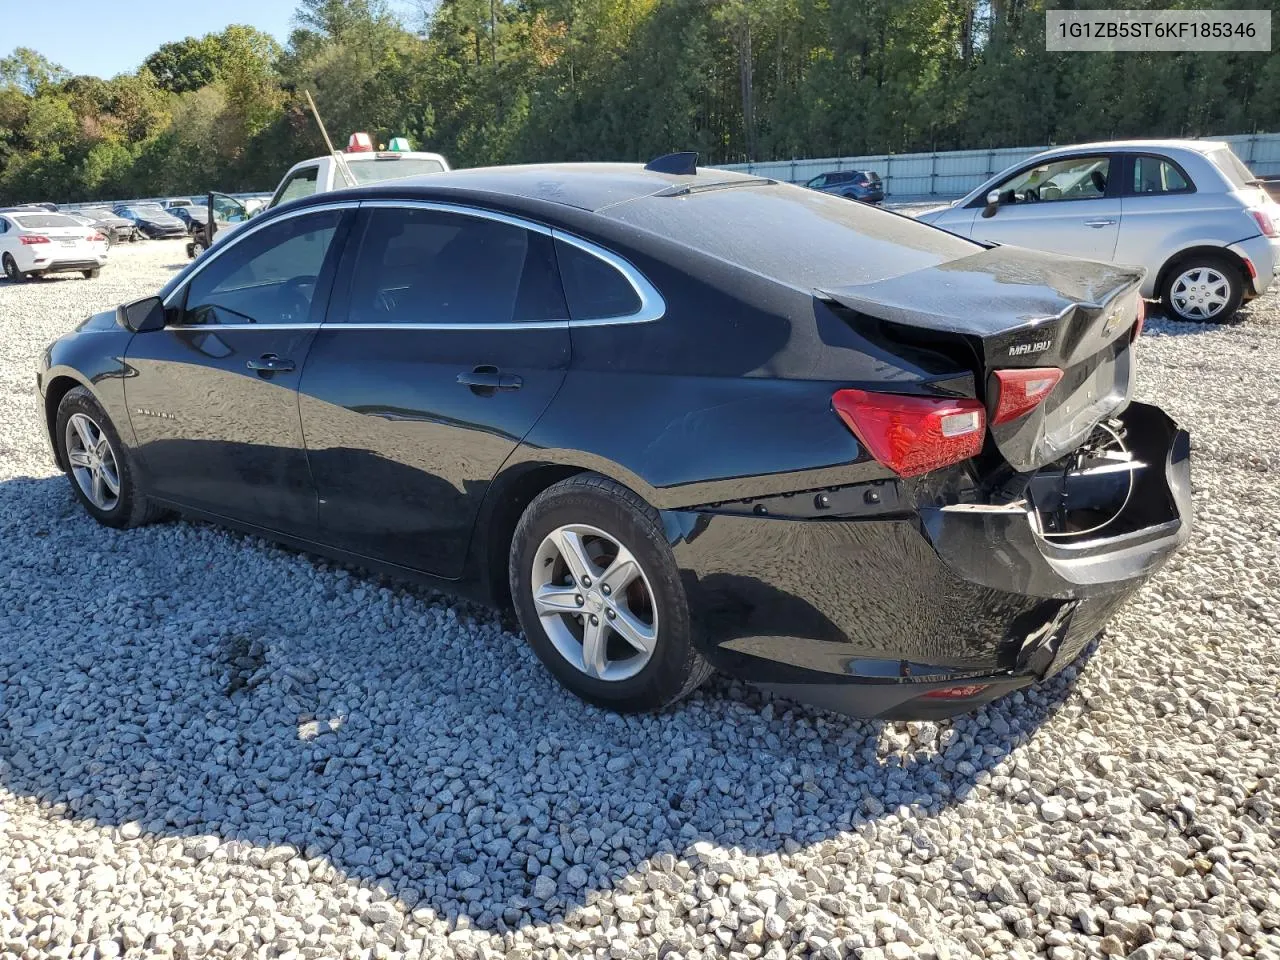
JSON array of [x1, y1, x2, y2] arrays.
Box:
[[509, 474, 713, 712], [1162, 255, 1243, 323], [56, 387, 165, 529]]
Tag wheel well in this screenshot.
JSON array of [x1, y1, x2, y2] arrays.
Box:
[[43, 375, 83, 470], [481, 464, 586, 608], [1155, 246, 1250, 299]]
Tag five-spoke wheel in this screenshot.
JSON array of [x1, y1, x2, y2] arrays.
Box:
[[65, 412, 121, 512]]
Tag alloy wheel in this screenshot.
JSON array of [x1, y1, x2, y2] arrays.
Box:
[[530, 523, 658, 681], [65, 412, 121, 511], [1170, 266, 1231, 320]]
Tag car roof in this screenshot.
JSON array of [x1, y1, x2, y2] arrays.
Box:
[[1033, 139, 1229, 157], [312, 162, 770, 214]]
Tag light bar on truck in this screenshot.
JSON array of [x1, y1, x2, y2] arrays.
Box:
[[347, 132, 374, 153]]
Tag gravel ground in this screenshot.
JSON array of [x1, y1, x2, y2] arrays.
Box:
[[1, 240, 1279, 960]]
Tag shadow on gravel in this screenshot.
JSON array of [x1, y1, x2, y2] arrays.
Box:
[[0, 473, 1087, 933]]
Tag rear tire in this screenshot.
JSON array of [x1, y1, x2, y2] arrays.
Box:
[[83, 268, 100, 279], [509, 473, 712, 713], [56, 387, 166, 529], [1161, 253, 1244, 323], [2, 253, 25, 282]]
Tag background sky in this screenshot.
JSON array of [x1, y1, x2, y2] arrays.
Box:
[[6, 0, 299, 78]]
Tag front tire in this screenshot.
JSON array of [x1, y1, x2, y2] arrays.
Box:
[[509, 474, 712, 712], [1161, 254, 1243, 323], [56, 387, 165, 529], [2, 253, 25, 282]]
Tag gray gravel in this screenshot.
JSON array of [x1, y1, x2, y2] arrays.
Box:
[[2, 240, 1279, 960]]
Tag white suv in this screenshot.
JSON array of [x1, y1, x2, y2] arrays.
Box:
[[918, 140, 1279, 323]]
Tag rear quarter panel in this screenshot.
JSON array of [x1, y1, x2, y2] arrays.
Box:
[[1117, 191, 1258, 296]]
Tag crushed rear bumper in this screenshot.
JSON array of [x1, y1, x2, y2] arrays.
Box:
[[667, 402, 1190, 720]]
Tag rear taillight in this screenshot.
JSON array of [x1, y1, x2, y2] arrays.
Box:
[[19, 235, 49, 245], [922, 683, 991, 700], [1131, 296, 1146, 342], [832, 388, 985, 477], [89, 232, 106, 242], [1249, 208, 1277, 238], [989, 367, 1063, 425]]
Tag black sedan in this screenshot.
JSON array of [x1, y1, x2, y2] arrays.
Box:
[[113, 203, 187, 239], [36, 160, 1190, 719]]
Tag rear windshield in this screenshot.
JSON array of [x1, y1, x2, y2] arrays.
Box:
[[1208, 148, 1259, 187], [13, 213, 80, 229], [348, 157, 446, 185], [605, 183, 980, 289]]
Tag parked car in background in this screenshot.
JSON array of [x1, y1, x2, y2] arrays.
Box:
[[0, 209, 107, 281], [113, 202, 188, 239], [805, 169, 884, 204], [918, 140, 1279, 323], [75, 208, 139, 244], [36, 161, 1190, 720], [163, 199, 209, 234], [266, 134, 450, 211]]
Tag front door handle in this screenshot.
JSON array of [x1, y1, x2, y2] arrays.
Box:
[[458, 365, 522, 396], [1084, 219, 1117, 228], [246, 353, 296, 372]]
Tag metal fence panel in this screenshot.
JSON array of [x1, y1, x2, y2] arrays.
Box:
[[720, 132, 1280, 198]]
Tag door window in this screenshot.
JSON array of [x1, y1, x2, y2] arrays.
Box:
[[992, 156, 1111, 205], [181, 210, 343, 326], [344, 206, 566, 325], [555, 239, 642, 321], [1131, 155, 1193, 194], [273, 166, 321, 208]]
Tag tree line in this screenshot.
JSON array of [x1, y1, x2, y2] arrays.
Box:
[[1, 0, 1277, 205]]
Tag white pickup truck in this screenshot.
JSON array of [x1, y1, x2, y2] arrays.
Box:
[[266, 145, 451, 210]]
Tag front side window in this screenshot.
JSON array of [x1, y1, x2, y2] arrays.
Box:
[[1132, 156, 1192, 194], [345, 206, 565, 325], [181, 210, 343, 326], [273, 166, 321, 208], [993, 156, 1111, 204], [555, 239, 642, 321]]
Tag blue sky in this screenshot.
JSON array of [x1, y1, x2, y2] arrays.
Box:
[[6, 0, 417, 79]]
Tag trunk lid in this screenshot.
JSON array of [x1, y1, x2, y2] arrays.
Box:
[[819, 244, 1144, 473]]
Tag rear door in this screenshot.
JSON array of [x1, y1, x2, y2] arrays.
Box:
[[125, 205, 353, 533], [968, 153, 1123, 261], [298, 201, 571, 578]]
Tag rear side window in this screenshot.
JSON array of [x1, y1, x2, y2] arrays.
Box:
[[1131, 156, 1192, 194], [555, 239, 642, 321], [345, 207, 566, 325]]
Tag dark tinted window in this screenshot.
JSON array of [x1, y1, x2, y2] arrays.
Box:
[[182, 210, 343, 326], [555, 239, 642, 321], [346, 207, 565, 325]]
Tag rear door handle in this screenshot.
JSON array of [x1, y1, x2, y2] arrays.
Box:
[[1084, 219, 1116, 228], [458, 365, 522, 395], [246, 353, 296, 372]]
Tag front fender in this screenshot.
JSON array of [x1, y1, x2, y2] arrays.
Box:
[[40, 324, 138, 466]]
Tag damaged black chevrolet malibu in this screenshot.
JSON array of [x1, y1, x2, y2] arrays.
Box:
[[36, 158, 1191, 719]]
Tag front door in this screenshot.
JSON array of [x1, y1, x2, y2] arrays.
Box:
[[969, 153, 1123, 262], [125, 207, 352, 533], [299, 202, 571, 578]]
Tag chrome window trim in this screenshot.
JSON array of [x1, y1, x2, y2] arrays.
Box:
[[551, 229, 666, 326], [160, 200, 360, 309], [358, 198, 553, 235]]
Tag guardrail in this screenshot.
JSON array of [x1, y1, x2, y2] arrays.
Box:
[[719, 132, 1280, 198]]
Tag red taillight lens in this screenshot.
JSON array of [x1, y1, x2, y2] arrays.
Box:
[[989, 367, 1063, 425], [89, 232, 106, 242], [1249, 208, 1277, 238], [922, 683, 991, 700], [833, 388, 985, 477], [1131, 296, 1146, 342], [19, 235, 50, 245]]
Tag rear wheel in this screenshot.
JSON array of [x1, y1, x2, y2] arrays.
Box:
[[83, 268, 100, 279], [56, 387, 165, 529], [2, 253, 24, 282], [509, 474, 712, 712], [1161, 254, 1243, 323]]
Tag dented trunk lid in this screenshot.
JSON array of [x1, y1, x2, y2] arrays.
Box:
[[819, 244, 1145, 473]]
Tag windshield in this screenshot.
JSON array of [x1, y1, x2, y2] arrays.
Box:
[[347, 156, 446, 185], [13, 213, 81, 229]]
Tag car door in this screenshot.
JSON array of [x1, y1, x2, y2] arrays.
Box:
[[298, 201, 571, 579], [1114, 152, 1201, 274], [125, 205, 354, 534], [968, 153, 1123, 261]]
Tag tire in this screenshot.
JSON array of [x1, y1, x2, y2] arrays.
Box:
[[83, 268, 100, 279], [2, 253, 25, 282], [1161, 253, 1244, 323], [509, 473, 713, 712], [56, 387, 166, 529]]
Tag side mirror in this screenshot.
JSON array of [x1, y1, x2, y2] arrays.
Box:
[[118, 295, 165, 333], [982, 190, 1001, 219]]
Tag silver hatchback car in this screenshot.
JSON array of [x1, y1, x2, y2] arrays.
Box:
[[918, 140, 1279, 322]]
